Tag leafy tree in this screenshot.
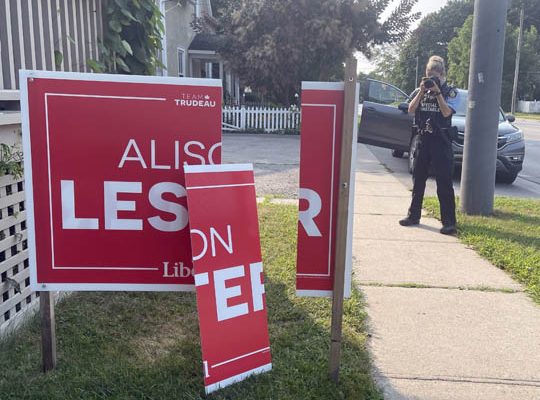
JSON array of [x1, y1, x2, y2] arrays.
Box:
[[508, 0, 540, 32], [447, 14, 540, 109], [371, 44, 400, 82], [384, 0, 540, 103], [507, 0, 540, 102], [381, 0, 474, 94], [518, 26, 540, 101], [88, 0, 165, 75], [446, 15, 473, 88], [213, 0, 420, 105]]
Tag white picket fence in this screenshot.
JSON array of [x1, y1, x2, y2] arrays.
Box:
[[222, 106, 300, 132]]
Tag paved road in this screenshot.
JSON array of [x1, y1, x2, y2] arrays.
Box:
[[367, 118, 540, 199], [223, 119, 540, 200], [516, 119, 540, 189]]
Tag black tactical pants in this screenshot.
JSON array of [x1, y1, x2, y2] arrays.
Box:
[[408, 131, 457, 226]]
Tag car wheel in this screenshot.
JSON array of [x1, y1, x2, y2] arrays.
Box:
[[408, 135, 419, 174], [497, 172, 518, 184], [391, 149, 404, 158]]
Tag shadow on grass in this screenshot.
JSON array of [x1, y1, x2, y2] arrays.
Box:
[[424, 199, 540, 250], [0, 204, 381, 400], [422, 197, 540, 303], [491, 210, 540, 228], [460, 222, 540, 251]]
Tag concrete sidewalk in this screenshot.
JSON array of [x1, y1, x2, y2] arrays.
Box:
[[353, 144, 540, 400]]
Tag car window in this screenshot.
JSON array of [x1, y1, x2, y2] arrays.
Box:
[[451, 92, 468, 116], [451, 91, 505, 121], [367, 81, 408, 106]]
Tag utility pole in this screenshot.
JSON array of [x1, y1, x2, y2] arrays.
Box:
[[511, 6, 524, 114], [460, 0, 509, 215]]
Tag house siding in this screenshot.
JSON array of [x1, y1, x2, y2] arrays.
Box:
[[0, 0, 104, 90], [163, 1, 196, 77]]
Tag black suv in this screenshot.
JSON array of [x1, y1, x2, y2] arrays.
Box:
[[358, 79, 525, 184]]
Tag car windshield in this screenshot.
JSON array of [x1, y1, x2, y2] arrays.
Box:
[[452, 90, 505, 122]]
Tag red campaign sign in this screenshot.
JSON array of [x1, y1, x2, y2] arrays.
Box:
[[20, 70, 222, 291], [296, 82, 358, 297], [184, 164, 271, 394]]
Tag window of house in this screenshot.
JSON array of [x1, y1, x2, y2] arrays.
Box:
[[177, 48, 185, 77], [212, 62, 220, 79], [204, 62, 221, 79]]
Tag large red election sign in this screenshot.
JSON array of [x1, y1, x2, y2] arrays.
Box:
[[296, 82, 359, 297], [184, 164, 271, 394], [20, 70, 221, 291]]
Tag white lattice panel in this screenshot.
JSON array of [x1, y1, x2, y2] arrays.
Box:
[[0, 171, 37, 334]]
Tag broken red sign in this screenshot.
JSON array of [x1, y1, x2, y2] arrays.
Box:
[[21, 70, 222, 291], [296, 82, 358, 297], [184, 164, 271, 394]]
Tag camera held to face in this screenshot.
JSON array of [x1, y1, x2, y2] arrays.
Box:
[[422, 76, 441, 91]]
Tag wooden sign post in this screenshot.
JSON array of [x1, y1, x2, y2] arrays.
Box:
[[329, 58, 358, 382], [40, 291, 57, 372]]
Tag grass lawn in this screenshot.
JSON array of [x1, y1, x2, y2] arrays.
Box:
[[424, 197, 540, 303], [0, 203, 381, 400], [515, 112, 540, 121]]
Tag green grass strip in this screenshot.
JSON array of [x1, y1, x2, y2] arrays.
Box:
[[514, 112, 540, 121], [0, 203, 381, 400], [424, 197, 540, 304]]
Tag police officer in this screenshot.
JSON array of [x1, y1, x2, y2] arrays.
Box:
[[399, 56, 458, 235]]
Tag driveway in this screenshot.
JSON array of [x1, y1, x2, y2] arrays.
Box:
[[222, 134, 300, 198]]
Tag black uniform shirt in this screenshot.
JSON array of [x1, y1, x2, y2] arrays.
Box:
[[412, 82, 457, 133]]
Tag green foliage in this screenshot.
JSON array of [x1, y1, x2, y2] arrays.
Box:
[[370, 44, 399, 82], [515, 112, 540, 119], [89, 0, 165, 75], [508, 0, 540, 33], [383, 0, 540, 106], [214, 0, 420, 105], [447, 15, 540, 109], [54, 50, 63, 69], [0, 204, 381, 399], [424, 197, 540, 304], [501, 24, 540, 109], [0, 144, 23, 179], [446, 15, 474, 88], [380, 0, 474, 94]]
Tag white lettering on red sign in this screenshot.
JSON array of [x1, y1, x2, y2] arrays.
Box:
[[298, 188, 322, 237], [61, 180, 99, 230], [60, 180, 189, 232], [190, 225, 234, 261], [162, 262, 191, 278], [118, 139, 220, 170], [22, 72, 223, 291], [195, 262, 266, 322], [184, 164, 271, 393]]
